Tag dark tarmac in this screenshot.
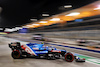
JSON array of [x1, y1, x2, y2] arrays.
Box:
[[0, 36, 100, 67]]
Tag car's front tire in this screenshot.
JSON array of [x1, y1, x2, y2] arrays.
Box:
[[65, 53, 74, 62]]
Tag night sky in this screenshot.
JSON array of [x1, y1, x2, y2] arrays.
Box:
[[0, 0, 97, 28]]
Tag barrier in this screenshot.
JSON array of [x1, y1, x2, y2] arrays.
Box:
[[45, 43, 100, 53]]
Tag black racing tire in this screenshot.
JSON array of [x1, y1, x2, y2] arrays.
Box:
[[11, 50, 23, 59], [65, 53, 74, 62]]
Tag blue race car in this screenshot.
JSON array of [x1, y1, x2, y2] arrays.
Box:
[[8, 42, 85, 62]]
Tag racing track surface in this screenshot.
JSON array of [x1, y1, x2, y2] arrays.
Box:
[[0, 36, 100, 67]]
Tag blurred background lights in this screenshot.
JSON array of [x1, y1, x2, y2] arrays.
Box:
[[30, 19, 37, 21], [15, 27, 23, 30], [94, 5, 100, 10], [26, 25, 32, 26], [42, 14, 49, 16], [49, 18, 60, 21], [22, 26, 29, 28], [0, 28, 3, 30], [39, 21, 48, 23], [66, 12, 80, 16], [4, 28, 16, 32], [32, 24, 40, 25], [64, 5, 72, 8]]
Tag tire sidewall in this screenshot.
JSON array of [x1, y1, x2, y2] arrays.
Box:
[[65, 53, 74, 62], [11, 50, 22, 59]]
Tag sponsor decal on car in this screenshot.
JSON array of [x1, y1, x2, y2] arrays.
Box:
[[21, 45, 37, 55], [35, 51, 48, 53], [51, 50, 61, 53]]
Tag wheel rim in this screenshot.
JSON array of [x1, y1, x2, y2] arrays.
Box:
[[13, 51, 20, 58], [66, 55, 73, 61], [65, 53, 74, 62]]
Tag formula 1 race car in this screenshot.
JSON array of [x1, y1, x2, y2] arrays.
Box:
[[8, 42, 85, 62]]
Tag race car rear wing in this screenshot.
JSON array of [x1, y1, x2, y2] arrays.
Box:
[[8, 42, 21, 50]]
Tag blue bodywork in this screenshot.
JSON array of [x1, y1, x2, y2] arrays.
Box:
[[26, 43, 66, 56]]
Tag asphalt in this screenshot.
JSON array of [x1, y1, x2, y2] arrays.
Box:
[[0, 36, 100, 67]]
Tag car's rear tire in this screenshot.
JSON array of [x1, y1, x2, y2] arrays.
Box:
[[65, 53, 74, 62], [11, 50, 23, 59]]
